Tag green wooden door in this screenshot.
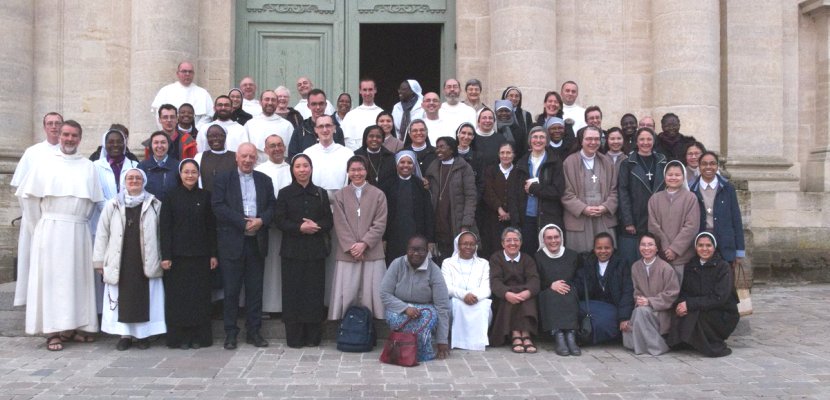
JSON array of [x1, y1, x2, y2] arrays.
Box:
[[236, 0, 455, 101]]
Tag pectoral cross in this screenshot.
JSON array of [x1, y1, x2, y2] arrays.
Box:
[[706, 207, 713, 215], [646, 171, 654, 181], [357, 208, 361, 217], [591, 174, 598, 183], [127, 218, 134, 227]]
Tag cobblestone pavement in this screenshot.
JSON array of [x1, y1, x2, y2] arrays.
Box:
[[0, 284, 828, 399]]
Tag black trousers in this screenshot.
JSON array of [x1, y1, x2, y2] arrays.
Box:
[[221, 236, 264, 336]]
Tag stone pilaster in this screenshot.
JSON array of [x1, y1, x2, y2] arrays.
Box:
[[651, 0, 720, 151], [0, 0, 35, 169], [455, 0, 490, 105], [487, 0, 556, 117], [802, 0, 830, 191], [32, 0, 62, 140], [129, 0, 200, 140], [199, 0, 234, 98]]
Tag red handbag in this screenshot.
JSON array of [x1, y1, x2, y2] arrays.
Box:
[[379, 308, 433, 367]]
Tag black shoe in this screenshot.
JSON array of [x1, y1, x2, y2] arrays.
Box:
[[565, 330, 582, 356], [135, 338, 150, 350], [190, 342, 201, 350], [712, 347, 732, 358], [553, 330, 569, 356], [224, 333, 238, 350], [116, 338, 132, 351], [246, 332, 269, 347]]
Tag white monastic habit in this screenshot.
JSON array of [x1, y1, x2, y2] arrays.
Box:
[[441, 234, 492, 351], [242, 98, 263, 117], [11, 140, 60, 306], [244, 114, 294, 163], [294, 98, 335, 119], [341, 104, 383, 151], [440, 102, 477, 133], [423, 117, 452, 146], [562, 104, 587, 134], [151, 81, 213, 125], [15, 150, 103, 335], [196, 119, 249, 153], [255, 160, 292, 312]]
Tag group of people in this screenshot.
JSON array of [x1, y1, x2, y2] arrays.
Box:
[[11, 62, 743, 362]]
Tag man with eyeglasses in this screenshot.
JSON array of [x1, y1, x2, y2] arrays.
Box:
[[287, 89, 345, 157], [145, 104, 197, 161], [151, 61, 214, 128]]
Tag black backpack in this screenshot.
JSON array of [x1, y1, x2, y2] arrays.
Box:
[[336, 305, 376, 352]]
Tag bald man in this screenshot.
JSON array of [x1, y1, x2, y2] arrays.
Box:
[[240, 76, 263, 117], [293, 76, 335, 119]]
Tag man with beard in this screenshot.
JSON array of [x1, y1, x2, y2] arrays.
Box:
[[240, 76, 262, 117], [151, 61, 213, 127], [197, 96, 249, 153], [288, 89, 345, 157], [15, 120, 103, 351], [439, 78, 476, 131], [654, 113, 697, 162], [144, 104, 197, 161], [245, 90, 294, 164], [293, 76, 334, 119]]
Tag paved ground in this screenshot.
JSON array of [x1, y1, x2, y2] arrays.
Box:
[[0, 283, 828, 399]]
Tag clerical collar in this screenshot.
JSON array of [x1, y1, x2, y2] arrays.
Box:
[[503, 251, 521, 262], [177, 125, 193, 132], [550, 140, 563, 148], [477, 128, 495, 137], [210, 149, 228, 155], [441, 158, 455, 165], [367, 148, 381, 154], [237, 168, 253, 177], [411, 143, 427, 152], [398, 174, 412, 180], [458, 147, 470, 155]]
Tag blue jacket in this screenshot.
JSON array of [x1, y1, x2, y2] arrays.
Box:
[[689, 175, 745, 262], [138, 156, 179, 203]]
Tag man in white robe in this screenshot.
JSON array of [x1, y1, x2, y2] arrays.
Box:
[[440, 78, 477, 132], [304, 115, 354, 306], [11, 112, 63, 306], [422, 92, 452, 145], [151, 61, 213, 127], [15, 120, 103, 347], [294, 76, 334, 119], [240, 76, 262, 117], [254, 134, 292, 313], [341, 78, 383, 151], [245, 90, 294, 164], [196, 95, 248, 153], [561, 80, 587, 133]]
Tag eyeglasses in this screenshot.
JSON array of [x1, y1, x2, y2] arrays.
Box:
[[178, 70, 194, 74]]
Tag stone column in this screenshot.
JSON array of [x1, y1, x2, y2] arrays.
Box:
[[199, 0, 235, 97], [129, 0, 200, 139], [0, 0, 35, 163], [32, 0, 62, 137], [803, 0, 830, 191], [651, 0, 720, 151], [488, 0, 556, 117], [455, 0, 490, 104]]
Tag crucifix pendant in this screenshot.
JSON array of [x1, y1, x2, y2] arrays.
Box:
[[706, 207, 713, 215], [357, 208, 361, 217], [127, 218, 133, 227], [646, 171, 654, 181], [591, 174, 598, 183]]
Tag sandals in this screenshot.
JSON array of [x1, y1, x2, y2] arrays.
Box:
[[522, 337, 538, 354], [46, 335, 63, 351], [60, 331, 95, 343], [511, 336, 525, 353]]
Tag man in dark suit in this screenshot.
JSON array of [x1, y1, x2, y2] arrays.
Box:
[[212, 142, 276, 349]]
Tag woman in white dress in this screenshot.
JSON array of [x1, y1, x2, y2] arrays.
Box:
[[441, 231, 492, 351], [93, 168, 166, 350]]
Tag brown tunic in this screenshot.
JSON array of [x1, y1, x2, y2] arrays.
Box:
[[117, 206, 149, 323], [199, 151, 237, 193], [630, 257, 680, 335], [647, 189, 701, 267], [488, 252, 541, 345]]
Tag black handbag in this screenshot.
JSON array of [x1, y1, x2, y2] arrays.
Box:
[[577, 279, 594, 345]]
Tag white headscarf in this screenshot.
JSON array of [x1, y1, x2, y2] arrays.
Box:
[[450, 231, 482, 262], [395, 150, 423, 179], [664, 159, 690, 191], [117, 167, 150, 208], [538, 223, 566, 259], [407, 79, 423, 100]]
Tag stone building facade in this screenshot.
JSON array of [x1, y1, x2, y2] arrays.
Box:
[[0, 0, 828, 282]]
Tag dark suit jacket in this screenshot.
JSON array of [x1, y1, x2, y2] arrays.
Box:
[[212, 169, 277, 260]]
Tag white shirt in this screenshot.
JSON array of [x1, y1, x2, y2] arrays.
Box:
[[439, 102, 477, 132], [341, 104, 383, 150], [304, 142, 354, 190], [11, 140, 60, 187], [562, 104, 586, 134], [255, 159, 292, 198], [244, 113, 294, 163], [151, 81, 213, 124], [196, 119, 248, 153], [423, 117, 451, 146], [242, 98, 262, 117], [294, 98, 335, 119]]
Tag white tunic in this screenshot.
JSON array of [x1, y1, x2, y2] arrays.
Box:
[[423, 117, 453, 146], [16, 152, 103, 334], [242, 98, 262, 117], [562, 104, 587, 134], [11, 140, 60, 306], [304, 143, 354, 191], [294, 98, 335, 119], [255, 160, 292, 312], [196, 119, 249, 153], [244, 113, 294, 163], [151, 81, 214, 123], [439, 102, 477, 133], [442, 256, 492, 351], [341, 104, 383, 151], [392, 101, 424, 134]]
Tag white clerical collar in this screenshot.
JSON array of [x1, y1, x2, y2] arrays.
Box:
[[210, 149, 228, 155], [178, 125, 193, 132], [458, 147, 470, 155], [367, 148, 381, 154], [399, 175, 412, 180], [411, 143, 427, 152], [503, 251, 521, 262], [550, 141, 563, 148], [441, 158, 455, 165]]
